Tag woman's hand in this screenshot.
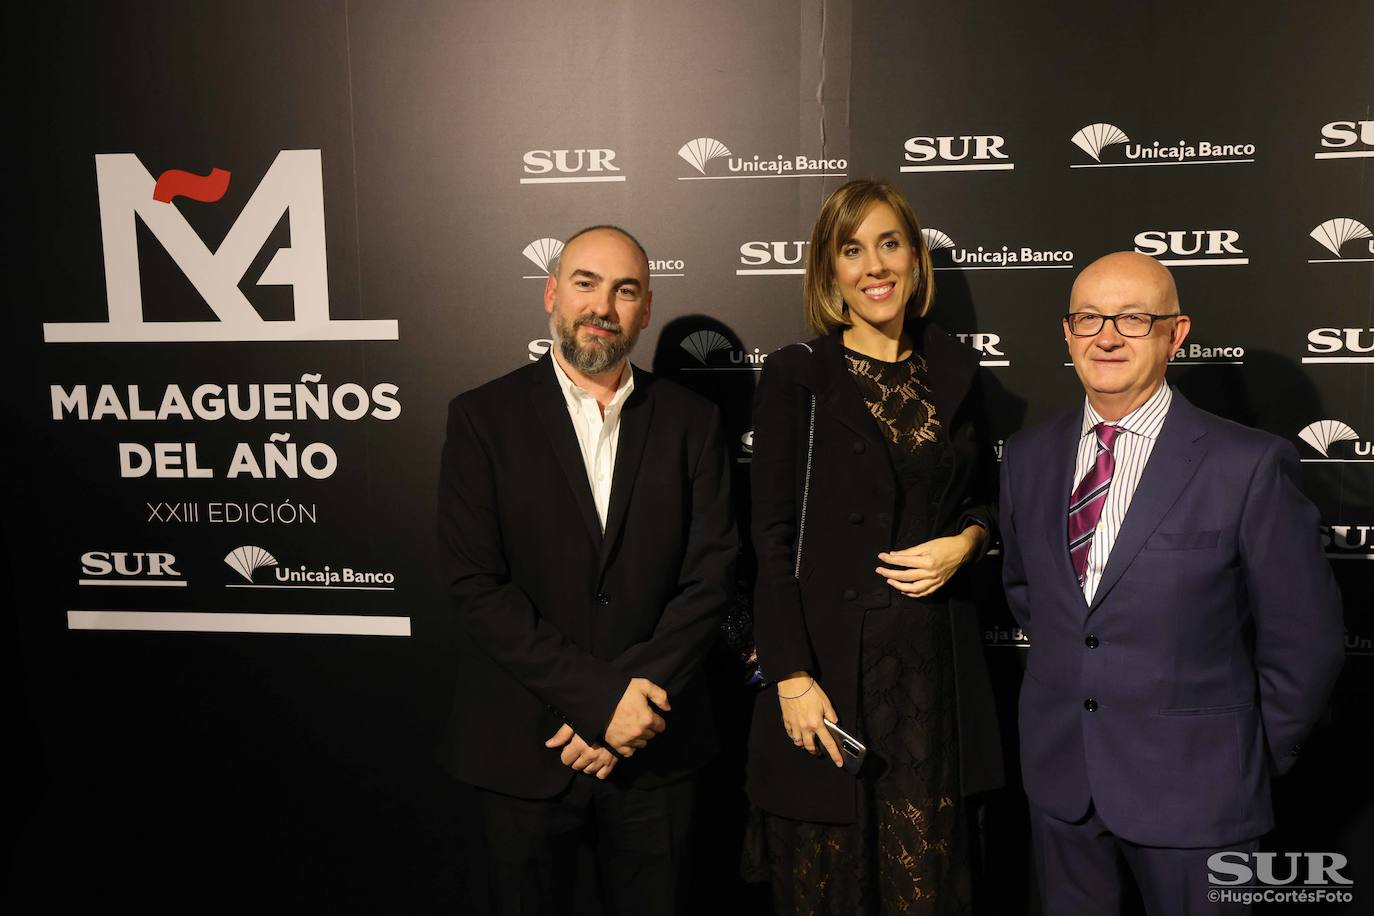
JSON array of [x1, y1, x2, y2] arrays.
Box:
[[877, 524, 986, 598], [775, 673, 844, 768]]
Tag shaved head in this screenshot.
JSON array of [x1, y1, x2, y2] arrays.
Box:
[[1071, 251, 1179, 315], [1063, 251, 1191, 421]]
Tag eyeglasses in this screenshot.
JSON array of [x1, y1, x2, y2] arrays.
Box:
[[1063, 312, 1180, 338]]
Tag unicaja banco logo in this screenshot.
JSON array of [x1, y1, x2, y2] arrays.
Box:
[[1298, 420, 1371, 461], [224, 545, 279, 583], [522, 237, 564, 277], [44, 150, 398, 344], [1070, 121, 1255, 168], [922, 228, 1074, 271], [678, 138, 733, 174], [1309, 218, 1374, 262], [679, 330, 765, 370], [678, 136, 846, 180]]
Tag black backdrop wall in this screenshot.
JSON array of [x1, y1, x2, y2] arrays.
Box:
[[9, 1, 1372, 912]]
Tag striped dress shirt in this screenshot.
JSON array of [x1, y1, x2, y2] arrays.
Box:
[[1072, 382, 1173, 604]]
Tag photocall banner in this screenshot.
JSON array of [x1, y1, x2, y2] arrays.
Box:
[[9, 0, 1370, 910]]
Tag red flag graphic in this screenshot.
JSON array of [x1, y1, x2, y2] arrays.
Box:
[[152, 167, 231, 204]]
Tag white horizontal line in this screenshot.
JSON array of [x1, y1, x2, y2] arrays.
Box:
[[1156, 258, 1249, 266], [1301, 357, 1374, 363], [736, 268, 804, 275], [77, 579, 187, 587], [985, 643, 1030, 649], [225, 583, 395, 591], [1168, 360, 1245, 365], [900, 163, 1015, 172], [521, 274, 549, 279], [519, 176, 626, 184], [680, 366, 763, 372], [1307, 258, 1374, 263], [1070, 158, 1254, 168], [66, 610, 411, 636], [1314, 151, 1374, 159], [42, 320, 398, 343], [934, 264, 1074, 270], [677, 173, 847, 180], [1301, 458, 1374, 463], [1328, 554, 1374, 560], [980, 360, 1011, 367]]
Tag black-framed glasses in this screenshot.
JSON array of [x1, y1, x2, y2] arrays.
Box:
[[1063, 312, 1180, 338]]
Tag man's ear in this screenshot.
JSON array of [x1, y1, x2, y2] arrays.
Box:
[[543, 274, 557, 315]]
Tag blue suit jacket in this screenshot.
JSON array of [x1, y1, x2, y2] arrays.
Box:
[[1000, 388, 1344, 847]]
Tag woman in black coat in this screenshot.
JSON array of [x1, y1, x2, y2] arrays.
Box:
[[745, 179, 1002, 914]]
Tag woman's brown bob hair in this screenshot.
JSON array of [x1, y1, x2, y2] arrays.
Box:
[[802, 178, 934, 335]]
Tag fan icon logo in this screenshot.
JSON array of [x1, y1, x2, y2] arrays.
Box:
[[678, 329, 764, 370], [225, 545, 278, 583], [1298, 420, 1373, 462], [1069, 122, 1256, 168], [522, 238, 565, 277], [678, 138, 733, 175], [1308, 218, 1374, 263]]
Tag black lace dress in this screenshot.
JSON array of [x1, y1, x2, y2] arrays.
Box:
[[749, 347, 970, 916]]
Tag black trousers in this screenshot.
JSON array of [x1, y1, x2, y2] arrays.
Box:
[[1030, 801, 1260, 916], [478, 775, 697, 916]]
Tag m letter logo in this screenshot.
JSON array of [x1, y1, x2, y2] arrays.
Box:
[[43, 150, 398, 343]]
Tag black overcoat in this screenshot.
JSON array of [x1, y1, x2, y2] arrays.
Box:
[[745, 324, 1004, 823]]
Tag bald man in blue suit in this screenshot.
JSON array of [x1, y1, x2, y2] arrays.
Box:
[[1000, 253, 1344, 915]]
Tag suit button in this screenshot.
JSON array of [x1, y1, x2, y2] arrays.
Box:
[[852, 441, 865, 454], [595, 593, 611, 605], [843, 588, 859, 601], [1291, 744, 1302, 756], [848, 512, 864, 525], [1083, 698, 1098, 712], [1085, 635, 1099, 649]]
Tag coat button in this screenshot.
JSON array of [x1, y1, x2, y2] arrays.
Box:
[[843, 588, 859, 601], [848, 512, 863, 525], [1083, 698, 1098, 712], [852, 441, 865, 454], [1084, 635, 1099, 649], [595, 592, 611, 605]]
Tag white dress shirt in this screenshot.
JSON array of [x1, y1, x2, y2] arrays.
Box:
[[549, 355, 635, 530], [1072, 382, 1173, 604]]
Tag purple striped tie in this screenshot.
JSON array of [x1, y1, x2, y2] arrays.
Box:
[[1068, 423, 1121, 587]]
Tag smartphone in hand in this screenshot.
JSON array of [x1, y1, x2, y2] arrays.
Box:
[[824, 718, 867, 776]]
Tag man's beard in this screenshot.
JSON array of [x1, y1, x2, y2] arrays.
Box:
[[550, 311, 639, 375]]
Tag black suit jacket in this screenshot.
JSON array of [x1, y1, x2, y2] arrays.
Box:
[[437, 355, 737, 798], [745, 324, 1004, 823]]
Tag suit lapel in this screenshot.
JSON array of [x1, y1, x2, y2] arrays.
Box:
[[530, 356, 603, 550], [599, 368, 653, 572], [1033, 409, 1089, 609], [1087, 393, 1208, 614], [815, 333, 887, 450]]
